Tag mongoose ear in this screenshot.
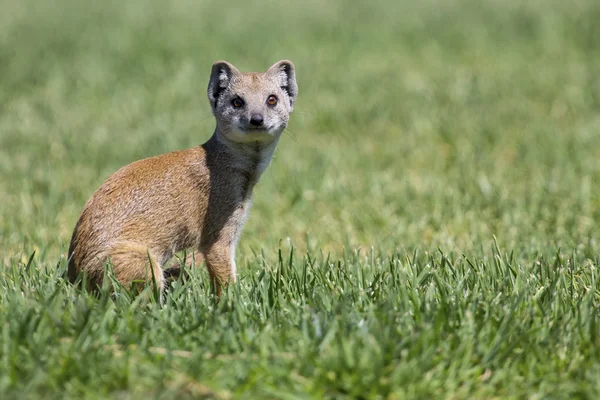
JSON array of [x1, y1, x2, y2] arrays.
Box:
[[267, 60, 298, 109], [207, 61, 239, 109]]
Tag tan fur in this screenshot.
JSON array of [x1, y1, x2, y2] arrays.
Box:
[[68, 60, 298, 296]]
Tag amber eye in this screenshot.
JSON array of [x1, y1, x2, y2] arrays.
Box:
[[231, 97, 244, 108], [267, 95, 278, 106]]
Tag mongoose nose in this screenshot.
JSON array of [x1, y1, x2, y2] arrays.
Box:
[[250, 114, 264, 126]]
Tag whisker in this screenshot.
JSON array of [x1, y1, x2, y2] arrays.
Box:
[[284, 127, 298, 142], [289, 104, 311, 117], [292, 110, 311, 116], [197, 113, 215, 123]]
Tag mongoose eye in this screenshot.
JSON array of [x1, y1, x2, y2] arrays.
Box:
[[267, 95, 278, 106], [231, 97, 244, 108]]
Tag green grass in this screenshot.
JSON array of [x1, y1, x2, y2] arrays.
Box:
[[1, 0, 600, 398]]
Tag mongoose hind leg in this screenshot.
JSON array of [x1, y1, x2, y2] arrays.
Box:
[[107, 241, 164, 296], [164, 249, 204, 281]]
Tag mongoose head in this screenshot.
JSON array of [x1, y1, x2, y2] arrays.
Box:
[[207, 60, 298, 144]]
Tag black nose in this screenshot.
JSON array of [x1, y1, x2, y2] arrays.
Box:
[[250, 114, 264, 126]]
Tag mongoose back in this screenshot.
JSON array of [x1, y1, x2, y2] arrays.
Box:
[[67, 60, 298, 295]]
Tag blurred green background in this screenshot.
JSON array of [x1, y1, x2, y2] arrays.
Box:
[[1, 0, 599, 265], [2, 1, 600, 398]]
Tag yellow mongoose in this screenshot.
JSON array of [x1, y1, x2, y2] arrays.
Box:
[[68, 60, 298, 295]]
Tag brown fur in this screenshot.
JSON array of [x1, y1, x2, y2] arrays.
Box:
[[67, 60, 297, 296]]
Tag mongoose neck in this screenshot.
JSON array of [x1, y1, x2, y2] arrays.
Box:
[[204, 128, 281, 191]]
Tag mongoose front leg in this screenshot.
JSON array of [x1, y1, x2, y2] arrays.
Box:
[[202, 241, 236, 296]]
